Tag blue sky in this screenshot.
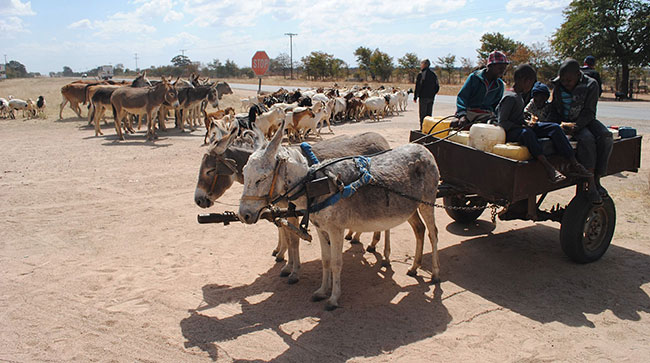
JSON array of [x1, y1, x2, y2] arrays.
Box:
[[1, 0, 571, 74]]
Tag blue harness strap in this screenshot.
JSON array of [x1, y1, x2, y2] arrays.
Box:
[[309, 155, 374, 213], [300, 142, 320, 165]]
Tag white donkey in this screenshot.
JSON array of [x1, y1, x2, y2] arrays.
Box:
[[239, 120, 440, 310]]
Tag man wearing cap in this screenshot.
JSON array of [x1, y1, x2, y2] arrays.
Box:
[[414, 59, 440, 128], [581, 56, 603, 96], [454, 50, 509, 126]]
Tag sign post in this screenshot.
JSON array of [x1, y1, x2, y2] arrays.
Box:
[[251, 51, 270, 94]]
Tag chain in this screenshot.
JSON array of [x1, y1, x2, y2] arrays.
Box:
[[373, 183, 509, 224]]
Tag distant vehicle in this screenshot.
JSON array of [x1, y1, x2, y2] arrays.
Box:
[[81, 73, 88, 79], [98, 65, 113, 80]]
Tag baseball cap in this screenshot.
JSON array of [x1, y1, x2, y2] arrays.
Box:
[[487, 51, 510, 66]]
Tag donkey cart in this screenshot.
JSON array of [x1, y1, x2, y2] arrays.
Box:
[[410, 130, 642, 264]]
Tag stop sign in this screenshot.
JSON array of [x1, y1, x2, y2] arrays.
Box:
[[252, 51, 270, 76]]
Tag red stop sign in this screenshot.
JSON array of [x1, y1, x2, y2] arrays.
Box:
[[252, 51, 270, 76]]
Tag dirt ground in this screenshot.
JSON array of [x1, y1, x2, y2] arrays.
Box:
[[1, 78, 649, 362]]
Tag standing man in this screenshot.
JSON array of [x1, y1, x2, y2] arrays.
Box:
[[414, 59, 440, 128], [581, 55, 603, 96]]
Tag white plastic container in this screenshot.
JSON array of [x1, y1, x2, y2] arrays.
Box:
[[468, 124, 506, 153]]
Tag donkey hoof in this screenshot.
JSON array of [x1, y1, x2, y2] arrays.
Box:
[[430, 277, 441, 285], [350, 239, 361, 245], [344, 235, 352, 241], [287, 275, 299, 284], [381, 260, 391, 268], [279, 270, 290, 277], [311, 293, 327, 302], [271, 249, 278, 256], [275, 256, 285, 263], [406, 268, 418, 277], [366, 245, 376, 253], [325, 302, 339, 311]]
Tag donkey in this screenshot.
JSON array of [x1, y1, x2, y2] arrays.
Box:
[[176, 84, 220, 132], [195, 127, 422, 283], [238, 120, 440, 310], [110, 77, 179, 140]]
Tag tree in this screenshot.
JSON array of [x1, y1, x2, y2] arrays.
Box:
[[460, 56, 474, 79], [354, 46, 372, 80], [270, 53, 291, 78], [528, 41, 561, 83], [6, 60, 28, 78], [398, 52, 420, 83], [551, 0, 650, 96], [477, 32, 522, 65], [301, 51, 334, 80], [223, 60, 239, 77], [369, 49, 393, 82], [171, 54, 192, 67], [62, 66, 74, 77], [437, 54, 456, 84]]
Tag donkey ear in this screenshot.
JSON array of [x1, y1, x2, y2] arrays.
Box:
[[263, 119, 285, 160], [213, 123, 239, 154]]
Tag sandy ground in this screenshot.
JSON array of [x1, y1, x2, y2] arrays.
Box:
[[1, 78, 649, 362]]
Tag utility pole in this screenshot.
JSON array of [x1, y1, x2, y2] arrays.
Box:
[[4, 54, 7, 65], [134, 53, 139, 71], [180, 49, 187, 57], [284, 33, 297, 79]]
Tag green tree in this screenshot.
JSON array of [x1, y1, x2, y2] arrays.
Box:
[[6, 60, 28, 78], [223, 59, 239, 77], [551, 0, 650, 96], [528, 41, 561, 83], [460, 56, 474, 79], [437, 54, 456, 84], [477, 32, 522, 65], [369, 49, 393, 82], [62, 66, 74, 77], [354, 46, 372, 80], [398, 52, 420, 83], [207, 58, 224, 77], [171, 54, 192, 67], [301, 51, 334, 80]]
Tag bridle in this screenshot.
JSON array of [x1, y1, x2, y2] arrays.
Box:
[[203, 152, 238, 195], [240, 157, 285, 205]]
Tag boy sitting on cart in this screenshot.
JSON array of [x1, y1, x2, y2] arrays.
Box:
[[546, 59, 613, 204], [524, 81, 552, 122], [454, 50, 508, 127], [497, 64, 592, 184]]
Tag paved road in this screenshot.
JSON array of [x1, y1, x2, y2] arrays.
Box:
[[230, 82, 649, 133]]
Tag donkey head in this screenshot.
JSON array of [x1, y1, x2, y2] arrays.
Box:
[[238, 120, 288, 224], [194, 123, 242, 208], [162, 77, 180, 108]]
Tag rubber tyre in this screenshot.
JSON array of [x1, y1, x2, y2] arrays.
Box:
[[443, 195, 487, 223], [560, 193, 616, 263]]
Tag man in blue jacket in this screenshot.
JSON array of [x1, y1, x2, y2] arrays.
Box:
[[455, 50, 508, 126]]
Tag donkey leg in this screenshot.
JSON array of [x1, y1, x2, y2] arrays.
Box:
[[274, 226, 287, 262], [418, 205, 440, 283], [406, 210, 426, 277], [114, 110, 125, 141], [381, 230, 391, 267], [344, 230, 354, 240], [286, 231, 301, 284], [325, 227, 345, 310], [367, 232, 380, 252], [312, 229, 332, 302], [278, 227, 290, 276]]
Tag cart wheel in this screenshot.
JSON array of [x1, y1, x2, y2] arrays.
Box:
[[560, 193, 616, 263], [443, 195, 487, 223]]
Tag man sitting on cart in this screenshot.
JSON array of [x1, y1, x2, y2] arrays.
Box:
[[497, 64, 592, 184], [454, 50, 508, 127], [546, 59, 613, 204]]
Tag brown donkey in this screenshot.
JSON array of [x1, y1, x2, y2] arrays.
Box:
[[110, 77, 179, 140]]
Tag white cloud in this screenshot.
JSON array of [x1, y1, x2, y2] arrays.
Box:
[[0, 16, 27, 33], [0, 0, 35, 16], [506, 0, 570, 14], [164, 10, 184, 22], [67, 18, 92, 29]]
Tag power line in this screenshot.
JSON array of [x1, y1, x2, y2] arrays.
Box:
[[285, 33, 297, 79]]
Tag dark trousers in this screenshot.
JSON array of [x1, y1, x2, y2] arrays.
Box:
[[573, 120, 613, 175], [418, 97, 434, 127], [506, 122, 574, 159]]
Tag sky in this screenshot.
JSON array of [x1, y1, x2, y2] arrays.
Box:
[[0, 0, 572, 75]]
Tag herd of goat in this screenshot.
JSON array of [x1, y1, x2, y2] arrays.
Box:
[[51, 72, 414, 142], [0, 95, 46, 119]]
